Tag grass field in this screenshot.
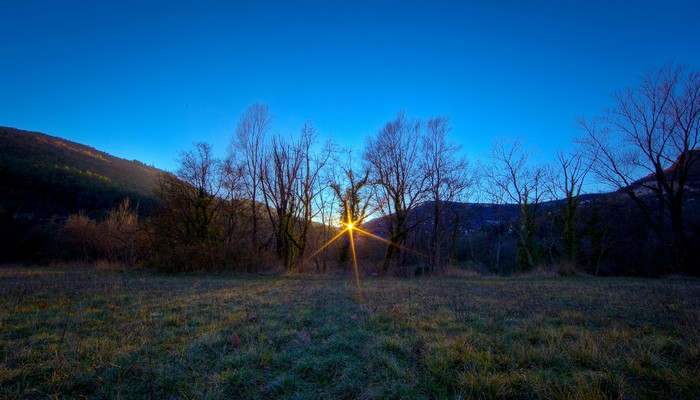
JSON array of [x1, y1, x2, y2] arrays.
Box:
[[1, 266, 699, 399]]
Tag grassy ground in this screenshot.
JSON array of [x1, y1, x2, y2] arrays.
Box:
[[1, 266, 699, 399]]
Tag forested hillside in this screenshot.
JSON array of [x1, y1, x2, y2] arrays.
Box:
[[0, 127, 161, 218]]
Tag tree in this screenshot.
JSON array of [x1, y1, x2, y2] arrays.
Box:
[[364, 111, 429, 274], [102, 198, 139, 267], [421, 116, 472, 274], [291, 121, 332, 269], [63, 212, 97, 262], [483, 138, 549, 271], [330, 153, 372, 266], [550, 148, 591, 267], [220, 152, 248, 266], [261, 133, 303, 269], [231, 103, 272, 256], [153, 142, 224, 270], [578, 65, 700, 274]]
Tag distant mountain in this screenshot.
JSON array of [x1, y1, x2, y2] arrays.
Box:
[[624, 149, 700, 197], [0, 127, 163, 218], [363, 150, 700, 238], [362, 202, 521, 238]]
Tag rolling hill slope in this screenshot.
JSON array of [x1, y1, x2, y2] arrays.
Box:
[[0, 127, 163, 218]]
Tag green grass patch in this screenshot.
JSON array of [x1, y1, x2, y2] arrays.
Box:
[[1, 267, 699, 399]]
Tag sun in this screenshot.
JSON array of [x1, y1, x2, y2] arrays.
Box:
[[346, 221, 355, 231]]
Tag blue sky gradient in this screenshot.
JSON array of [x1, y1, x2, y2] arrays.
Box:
[[2, 0, 699, 171]]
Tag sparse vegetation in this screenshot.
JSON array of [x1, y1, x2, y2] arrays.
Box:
[[2, 266, 698, 399]]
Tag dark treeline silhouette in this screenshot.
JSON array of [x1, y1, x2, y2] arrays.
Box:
[[2, 65, 699, 275]]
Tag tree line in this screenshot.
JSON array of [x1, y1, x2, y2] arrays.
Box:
[[14, 65, 699, 276]]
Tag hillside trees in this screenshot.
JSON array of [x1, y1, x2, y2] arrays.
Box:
[[578, 65, 700, 274]]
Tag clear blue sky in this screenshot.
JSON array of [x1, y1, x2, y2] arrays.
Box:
[[2, 0, 699, 172]]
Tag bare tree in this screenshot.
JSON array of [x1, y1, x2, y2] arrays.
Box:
[[293, 121, 332, 269], [364, 111, 429, 274], [153, 142, 224, 270], [578, 65, 700, 274], [330, 151, 372, 267], [63, 212, 97, 262], [483, 137, 549, 271], [220, 153, 247, 264], [421, 116, 472, 274], [261, 133, 303, 269], [231, 103, 271, 257], [102, 198, 139, 267], [550, 148, 591, 266]]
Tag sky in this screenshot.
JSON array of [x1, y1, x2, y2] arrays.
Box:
[[2, 0, 700, 172]]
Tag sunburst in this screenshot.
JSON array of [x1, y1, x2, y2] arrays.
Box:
[[300, 204, 426, 301]]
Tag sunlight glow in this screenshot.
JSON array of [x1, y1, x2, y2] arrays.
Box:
[[300, 206, 426, 303]]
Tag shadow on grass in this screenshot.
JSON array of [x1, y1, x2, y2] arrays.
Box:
[[1, 267, 699, 399]]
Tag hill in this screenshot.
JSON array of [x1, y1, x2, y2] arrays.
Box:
[[364, 150, 700, 238], [0, 127, 163, 218]]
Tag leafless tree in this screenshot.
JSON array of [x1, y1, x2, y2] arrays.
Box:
[[260, 132, 303, 269], [153, 142, 224, 270], [421, 116, 472, 274], [549, 148, 592, 266], [220, 153, 247, 263], [364, 111, 429, 274], [330, 150, 372, 267], [230, 103, 271, 256], [293, 121, 332, 269], [314, 180, 339, 272], [578, 65, 700, 274], [102, 198, 139, 267], [483, 137, 549, 271], [63, 212, 97, 262]]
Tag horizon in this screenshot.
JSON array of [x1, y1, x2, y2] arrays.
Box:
[[2, 1, 700, 172]]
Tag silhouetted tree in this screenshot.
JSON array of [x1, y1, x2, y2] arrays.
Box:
[[421, 116, 472, 274], [292, 121, 332, 269], [231, 103, 271, 257], [153, 142, 224, 270], [220, 152, 248, 267], [331, 157, 372, 266], [550, 148, 591, 267], [364, 111, 428, 274], [261, 133, 303, 269], [484, 138, 549, 271], [578, 65, 700, 274]]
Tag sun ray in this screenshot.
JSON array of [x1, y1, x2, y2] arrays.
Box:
[[351, 226, 428, 259], [299, 227, 348, 266], [348, 224, 363, 302], [299, 205, 427, 303]]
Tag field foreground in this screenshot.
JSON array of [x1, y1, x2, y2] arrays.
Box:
[[1, 267, 699, 399]]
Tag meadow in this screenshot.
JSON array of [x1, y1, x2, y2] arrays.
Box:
[[1, 266, 699, 399]]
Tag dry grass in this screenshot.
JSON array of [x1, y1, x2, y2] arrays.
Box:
[[1, 266, 699, 399]]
